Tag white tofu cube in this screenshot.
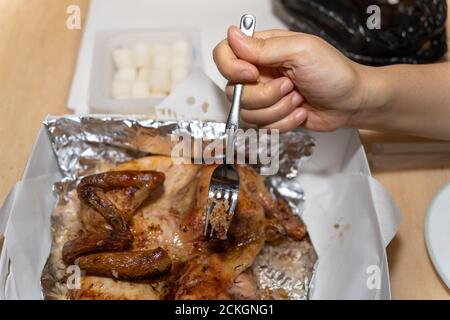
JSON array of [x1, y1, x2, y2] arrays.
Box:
[[172, 52, 191, 68], [112, 80, 132, 99], [131, 81, 151, 98], [112, 48, 134, 68], [132, 43, 152, 68], [114, 67, 137, 81], [149, 69, 171, 94], [171, 41, 190, 55], [136, 67, 151, 82], [152, 44, 170, 55], [152, 53, 171, 70]]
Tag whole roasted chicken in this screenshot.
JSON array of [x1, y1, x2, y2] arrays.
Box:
[[44, 156, 307, 300]]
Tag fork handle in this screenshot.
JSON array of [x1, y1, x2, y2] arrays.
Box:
[[225, 14, 256, 161], [226, 14, 256, 130]]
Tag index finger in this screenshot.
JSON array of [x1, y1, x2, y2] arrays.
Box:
[[213, 38, 259, 83]]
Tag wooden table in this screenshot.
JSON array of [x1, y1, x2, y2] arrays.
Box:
[[0, 0, 449, 299]]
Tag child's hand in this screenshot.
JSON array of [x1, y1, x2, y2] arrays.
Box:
[[213, 27, 369, 133]]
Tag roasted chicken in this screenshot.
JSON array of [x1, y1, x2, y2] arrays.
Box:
[[45, 156, 307, 300]]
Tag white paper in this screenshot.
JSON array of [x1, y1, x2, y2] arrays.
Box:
[[301, 173, 400, 299], [0, 71, 401, 299], [0, 173, 61, 299], [154, 68, 230, 122]]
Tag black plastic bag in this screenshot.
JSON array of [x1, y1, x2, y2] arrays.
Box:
[[274, 0, 448, 65]]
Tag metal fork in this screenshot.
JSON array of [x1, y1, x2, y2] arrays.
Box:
[[204, 14, 256, 238]]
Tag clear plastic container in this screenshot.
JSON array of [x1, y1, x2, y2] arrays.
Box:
[[88, 29, 201, 114]]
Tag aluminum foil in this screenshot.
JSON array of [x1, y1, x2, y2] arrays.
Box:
[[44, 116, 228, 180], [43, 115, 317, 300], [252, 239, 317, 300]]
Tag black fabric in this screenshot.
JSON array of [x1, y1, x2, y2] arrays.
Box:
[[274, 0, 448, 65]]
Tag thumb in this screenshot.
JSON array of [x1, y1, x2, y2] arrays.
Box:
[[227, 26, 301, 67]]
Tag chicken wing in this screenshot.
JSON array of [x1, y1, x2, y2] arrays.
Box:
[[62, 170, 171, 285]]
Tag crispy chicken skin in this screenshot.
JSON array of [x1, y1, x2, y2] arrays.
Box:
[[77, 170, 165, 230], [62, 229, 132, 265], [228, 272, 259, 300], [53, 156, 306, 300], [62, 170, 172, 285], [239, 165, 306, 243], [78, 247, 171, 280]]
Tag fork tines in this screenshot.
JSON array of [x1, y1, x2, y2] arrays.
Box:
[[204, 184, 238, 238]]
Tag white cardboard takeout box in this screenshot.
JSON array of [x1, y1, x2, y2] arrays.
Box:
[[0, 70, 401, 299]]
